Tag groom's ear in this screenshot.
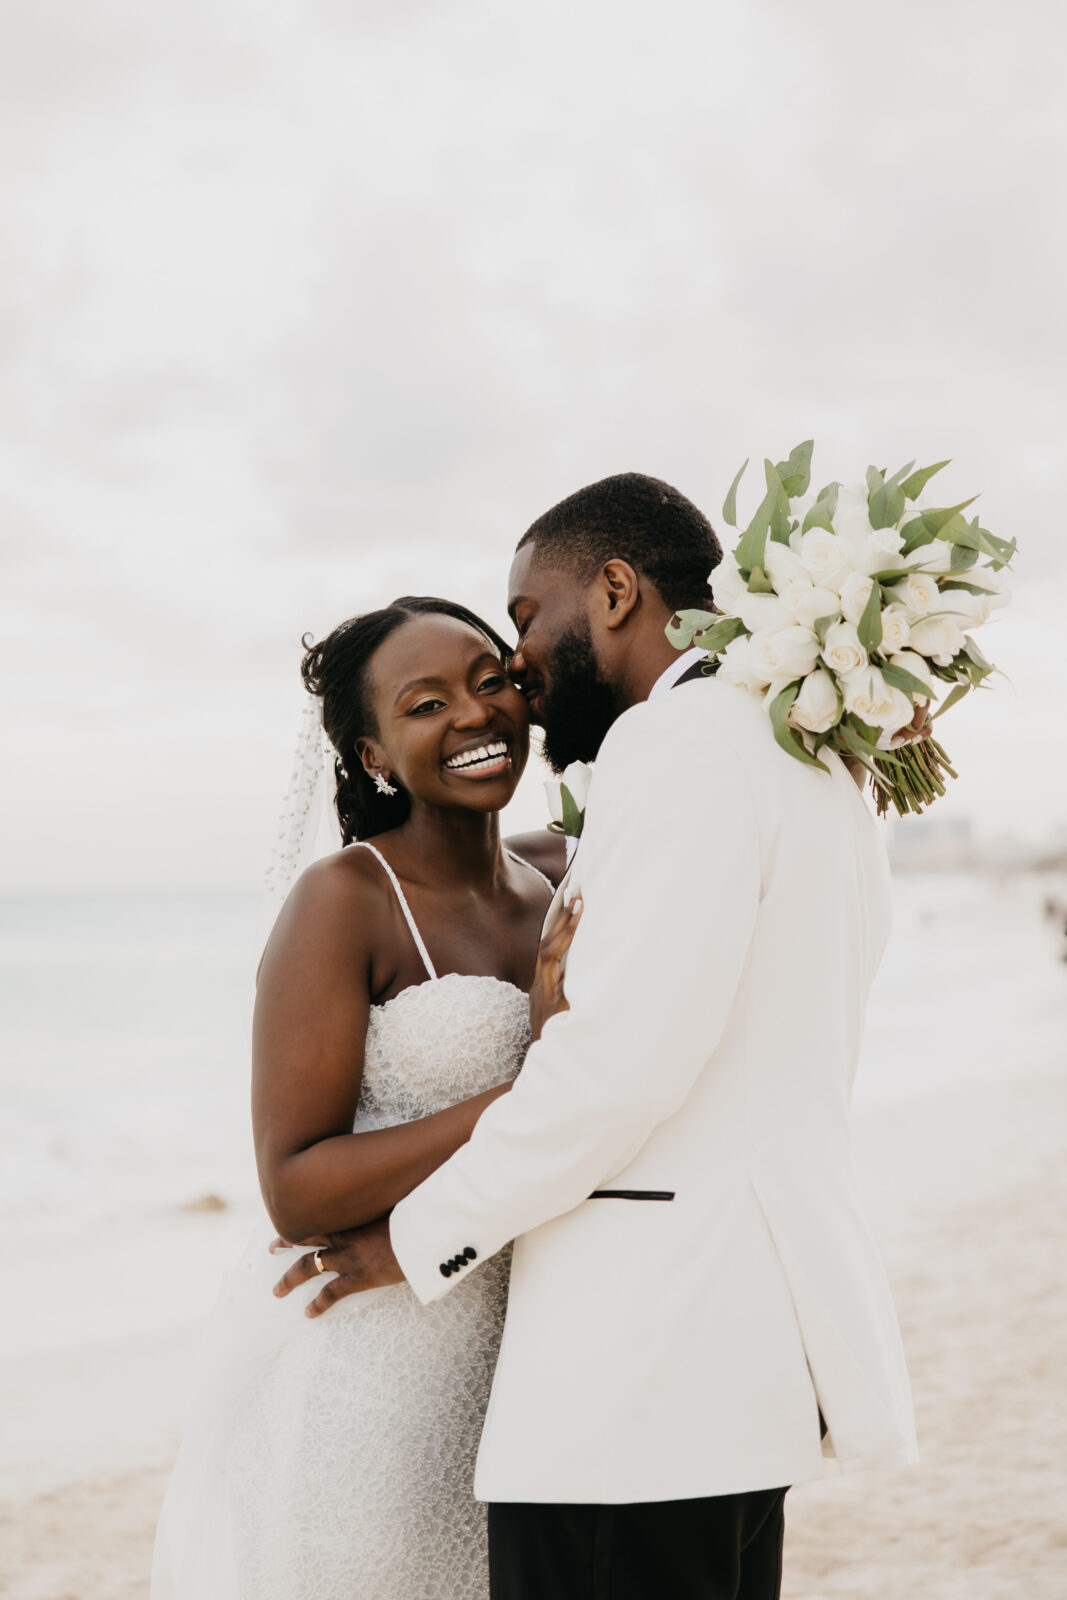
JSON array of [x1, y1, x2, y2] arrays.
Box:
[[598, 559, 641, 631]]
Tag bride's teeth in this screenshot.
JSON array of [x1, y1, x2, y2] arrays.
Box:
[[445, 738, 510, 770]]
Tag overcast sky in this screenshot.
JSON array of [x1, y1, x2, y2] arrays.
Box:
[[3, 0, 1064, 891]]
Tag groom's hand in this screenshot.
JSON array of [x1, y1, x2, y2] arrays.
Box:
[[272, 1215, 405, 1317]]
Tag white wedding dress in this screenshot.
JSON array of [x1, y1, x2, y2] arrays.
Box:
[[153, 844, 544, 1600]]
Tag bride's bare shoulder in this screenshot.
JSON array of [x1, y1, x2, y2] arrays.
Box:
[[258, 845, 395, 981], [505, 829, 567, 889]]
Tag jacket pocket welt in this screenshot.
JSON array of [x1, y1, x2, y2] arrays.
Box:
[[588, 1189, 675, 1201]]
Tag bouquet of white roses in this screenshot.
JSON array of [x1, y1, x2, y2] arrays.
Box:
[[667, 441, 1014, 816]]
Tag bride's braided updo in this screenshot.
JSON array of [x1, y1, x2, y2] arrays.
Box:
[[300, 596, 512, 844]]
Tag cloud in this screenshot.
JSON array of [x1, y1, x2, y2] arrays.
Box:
[[2, 0, 1064, 887]]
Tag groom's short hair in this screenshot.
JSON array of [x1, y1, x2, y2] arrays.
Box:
[[517, 472, 722, 612]]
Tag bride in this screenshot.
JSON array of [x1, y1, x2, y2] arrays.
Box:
[[152, 595, 575, 1600]]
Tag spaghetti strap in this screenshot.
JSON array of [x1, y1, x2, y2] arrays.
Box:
[[505, 847, 556, 894], [349, 842, 438, 981]]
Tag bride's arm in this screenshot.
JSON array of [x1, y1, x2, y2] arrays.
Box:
[[252, 854, 510, 1244]]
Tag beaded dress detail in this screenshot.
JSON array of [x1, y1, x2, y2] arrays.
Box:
[[152, 846, 546, 1600]]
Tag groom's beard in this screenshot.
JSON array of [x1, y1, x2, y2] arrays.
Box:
[[538, 616, 628, 774]]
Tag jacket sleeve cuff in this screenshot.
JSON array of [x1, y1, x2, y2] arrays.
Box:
[[389, 1191, 480, 1306]]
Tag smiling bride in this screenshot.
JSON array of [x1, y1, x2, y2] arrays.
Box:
[[151, 596, 574, 1600]]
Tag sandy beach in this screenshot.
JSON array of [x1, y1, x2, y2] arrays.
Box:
[[1, 1067, 1063, 1599], [2, 870, 1065, 1598]]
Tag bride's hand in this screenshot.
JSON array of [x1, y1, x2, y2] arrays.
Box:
[[529, 896, 582, 1043]]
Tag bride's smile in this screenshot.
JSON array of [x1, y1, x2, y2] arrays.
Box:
[[443, 735, 514, 779]]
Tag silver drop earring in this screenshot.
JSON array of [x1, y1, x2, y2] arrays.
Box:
[[374, 772, 398, 797]]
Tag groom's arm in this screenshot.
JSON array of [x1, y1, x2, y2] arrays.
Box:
[[389, 699, 764, 1304]]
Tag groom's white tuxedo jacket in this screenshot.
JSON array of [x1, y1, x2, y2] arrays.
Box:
[[390, 660, 918, 1504]]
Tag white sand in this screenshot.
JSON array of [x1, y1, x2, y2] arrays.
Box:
[[2, 1070, 1064, 1598]]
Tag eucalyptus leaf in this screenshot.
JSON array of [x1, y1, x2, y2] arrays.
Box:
[[850, 715, 882, 748], [735, 484, 775, 575], [899, 519, 938, 555], [764, 459, 793, 545], [774, 439, 814, 498], [961, 635, 994, 677], [722, 458, 749, 528], [949, 542, 979, 573], [747, 565, 776, 594], [866, 465, 885, 496], [959, 517, 1016, 569], [836, 721, 893, 791], [940, 579, 991, 596], [559, 784, 584, 838], [803, 481, 839, 534], [813, 612, 838, 645], [769, 683, 830, 772], [693, 615, 747, 655], [868, 479, 906, 529], [900, 460, 951, 501], [857, 580, 883, 654], [900, 498, 978, 556], [665, 609, 715, 650], [880, 661, 934, 699]]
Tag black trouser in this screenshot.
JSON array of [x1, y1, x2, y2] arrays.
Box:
[[488, 1487, 788, 1600]]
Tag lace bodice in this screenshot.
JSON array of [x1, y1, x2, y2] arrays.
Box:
[[357, 973, 531, 1127]]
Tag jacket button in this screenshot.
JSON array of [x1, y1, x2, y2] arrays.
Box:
[[439, 1262, 452, 1278], [463, 1246, 477, 1261]]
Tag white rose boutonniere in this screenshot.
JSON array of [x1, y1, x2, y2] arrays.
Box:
[[544, 760, 594, 839]]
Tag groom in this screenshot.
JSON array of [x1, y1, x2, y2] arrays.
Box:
[[277, 473, 917, 1598]]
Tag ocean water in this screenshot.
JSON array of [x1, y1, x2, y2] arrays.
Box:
[[1, 873, 1063, 1244], [0, 893, 263, 1238]]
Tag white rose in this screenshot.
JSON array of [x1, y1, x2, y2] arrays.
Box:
[[846, 525, 905, 576], [879, 603, 912, 653], [559, 760, 593, 810], [839, 571, 875, 627], [821, 619, 867, 677], [905, 538, 955, 574], [797, 527, 853, 593], [907, 614, 966, 666], [841, 665, 915, 733], [710, 557, 747, 616], [716, 633, 769, 692], [789, 667, 840, 734], [890, 572, 940, 615], [962, 564, 1009, 600], [762, 538, 810, 596], [888, 651, 939, 698], [736, 591, 791, 635], [782, 584, 840, 629], [544, 760, 593, 826], [939, 588, 995, 627], [748, 625, 821, 685], [830, 481, 875, 542]]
